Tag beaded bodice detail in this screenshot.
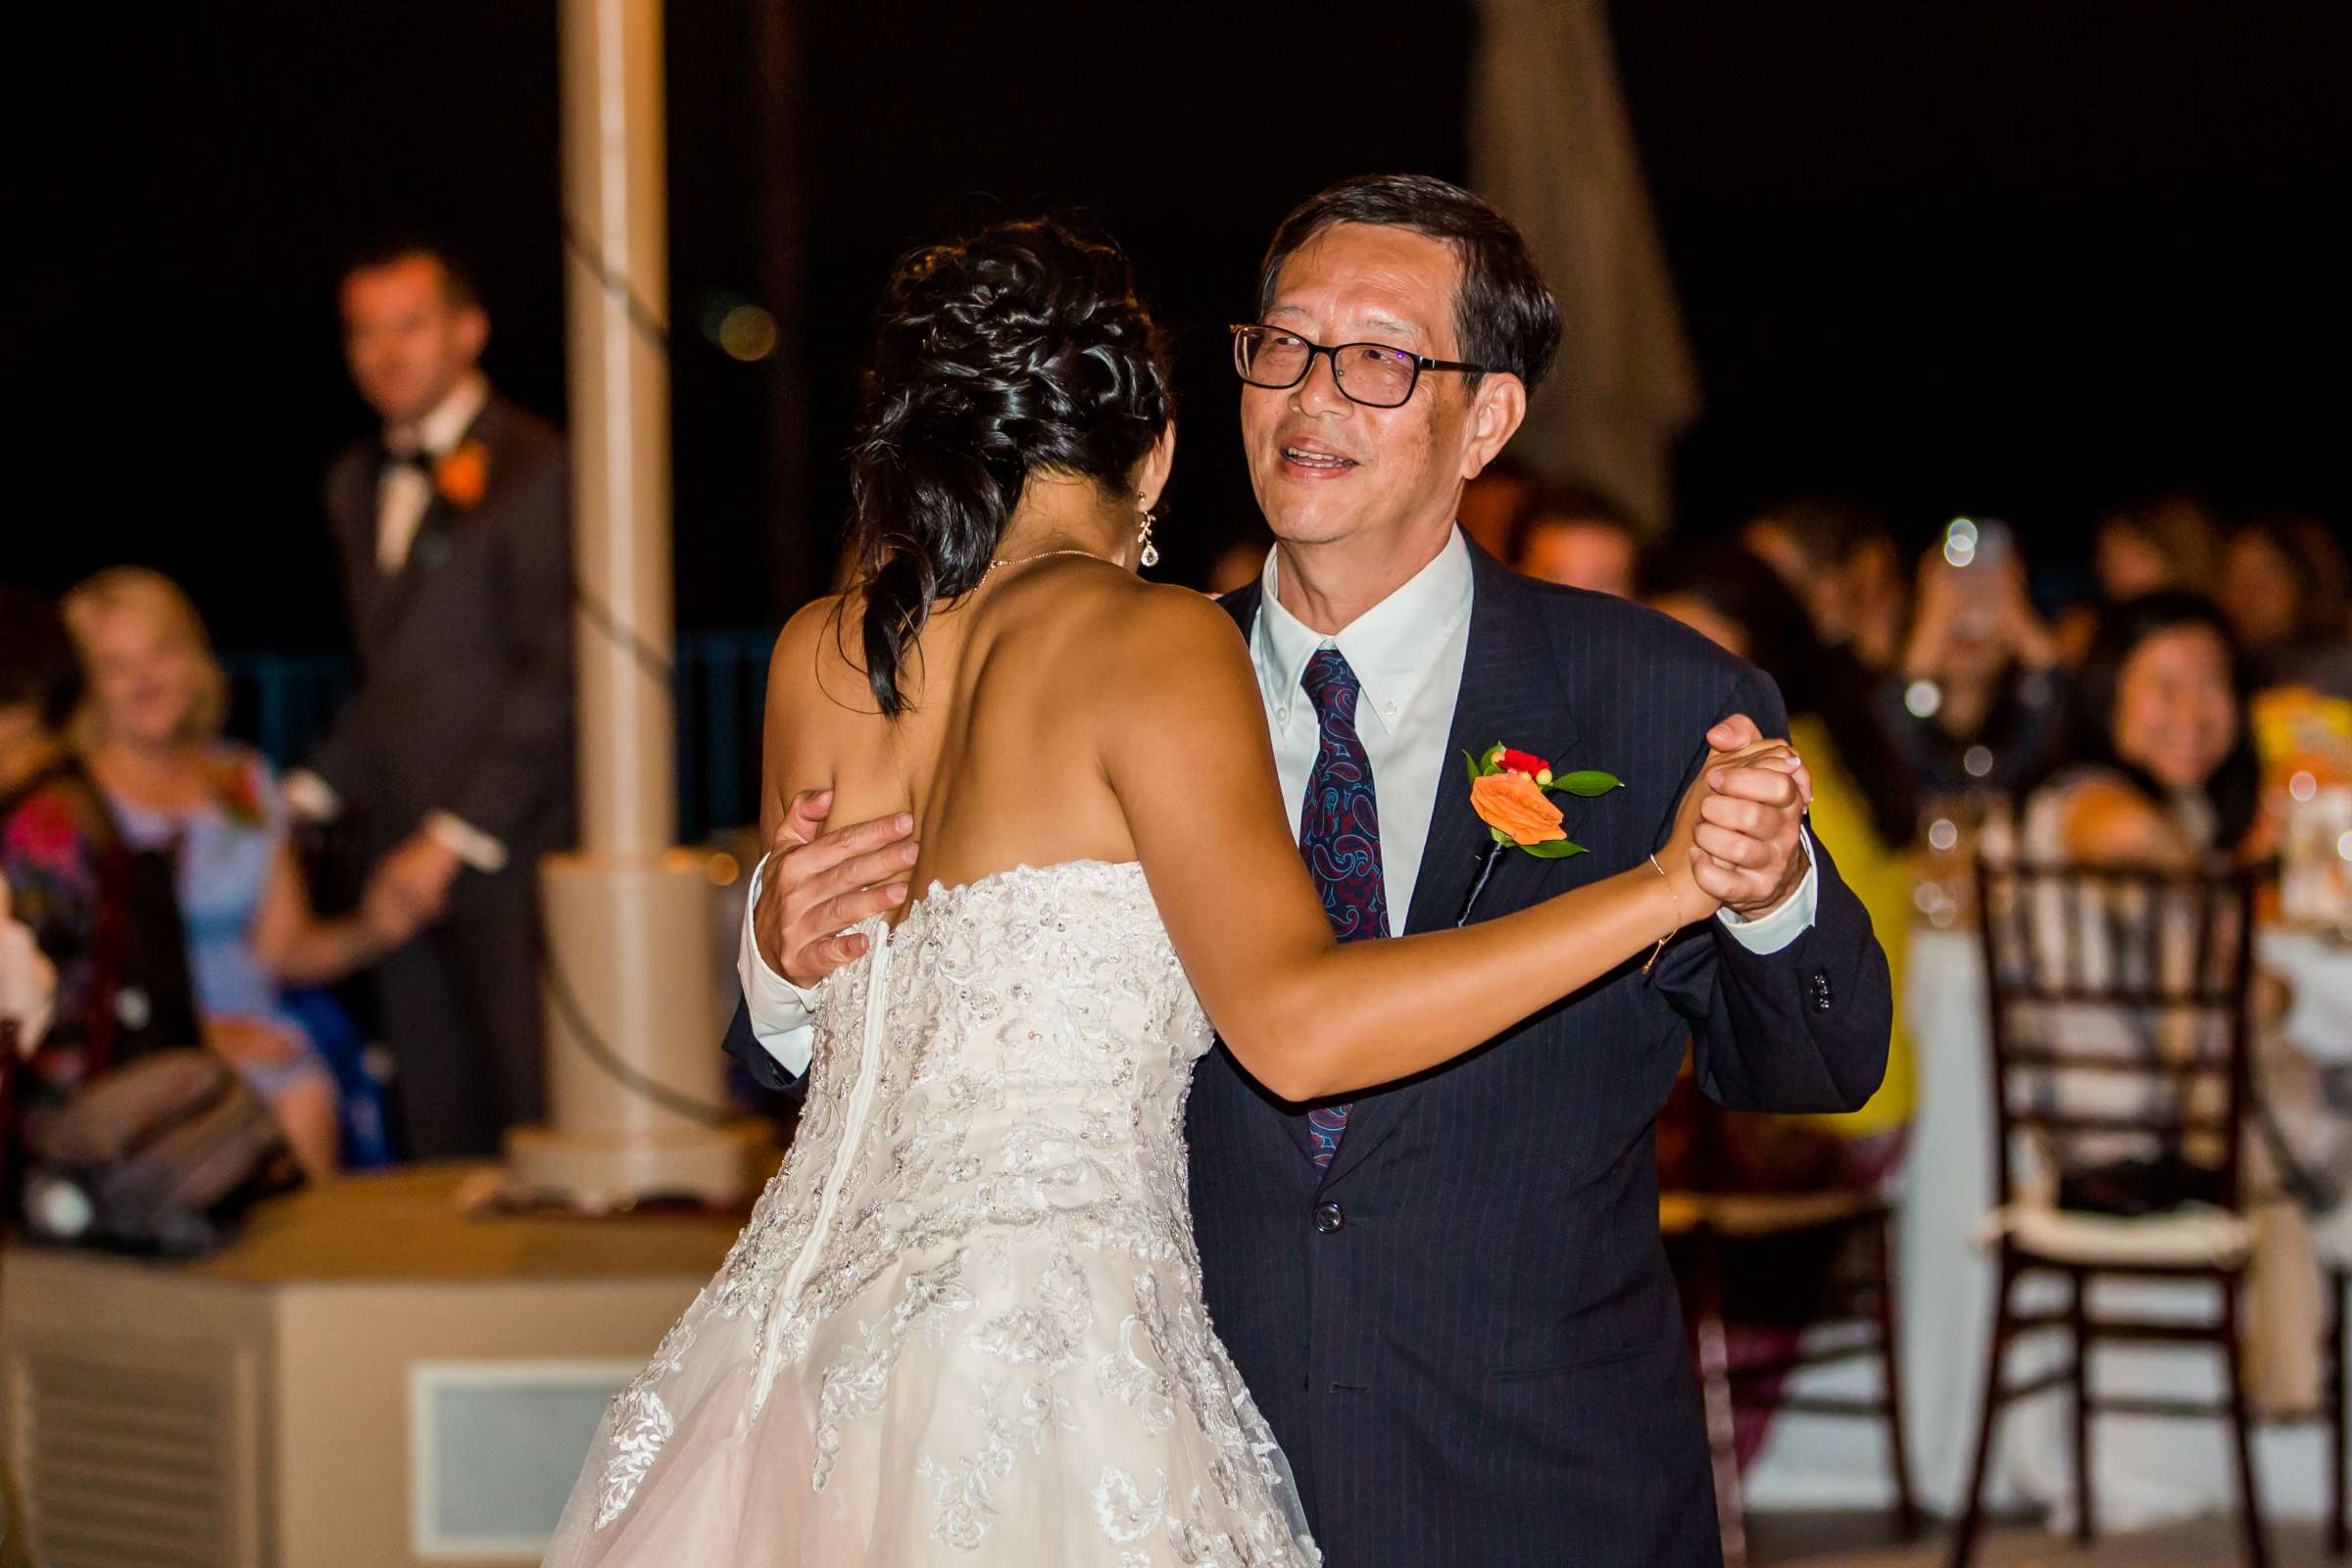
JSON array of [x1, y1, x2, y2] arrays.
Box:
[[577, 858, 1316, 1565], [715, 858, 1211, 1378]]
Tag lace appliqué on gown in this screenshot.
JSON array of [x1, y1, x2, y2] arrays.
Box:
[[545, 859, 1319, 1567]]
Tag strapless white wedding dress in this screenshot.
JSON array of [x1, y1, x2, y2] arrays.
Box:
[[543, 859, 1318, 1566]]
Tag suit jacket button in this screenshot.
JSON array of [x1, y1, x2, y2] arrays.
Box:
[[1313, 1200, 1345, 1234]]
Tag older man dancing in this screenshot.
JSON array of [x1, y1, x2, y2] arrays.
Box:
[[735, 176, 1889, 1567]]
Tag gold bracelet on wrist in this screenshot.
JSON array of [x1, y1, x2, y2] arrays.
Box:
[[1642, 852, 1682, 976]]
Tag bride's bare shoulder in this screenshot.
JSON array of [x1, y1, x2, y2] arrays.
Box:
[[765, 591, 874, 717], [1064, 578, 1256, 717], [1057, 570, 1250, 668]]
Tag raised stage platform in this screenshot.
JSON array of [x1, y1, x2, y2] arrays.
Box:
[[1, 1161, 760, 1568]]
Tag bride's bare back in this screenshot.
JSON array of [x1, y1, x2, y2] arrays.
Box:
[[761, 549, 1215, 909]]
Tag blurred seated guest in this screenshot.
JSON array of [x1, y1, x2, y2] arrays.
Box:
[[1645, 547, 1918, 1468], [2021, 592, 2257, 866], [65, 568, 416, 1180], [1, 587, 201, 1128], [2096, 491, 2222, 604], [2009, 591, 2345, 1406], [290, 240, 574, 1158], [1506, 480, 1639, 596], [1742, 495, 1907, 671], [1454, 454, 1534, 560], [1887, 521, 2067, 797], [1645, 548, 1917, 1166], [2055, 490, 2224, 663], [2222, 512, 2352, 696]]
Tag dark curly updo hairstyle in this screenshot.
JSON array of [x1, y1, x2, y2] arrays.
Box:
[[846, 218, 1173, 716]]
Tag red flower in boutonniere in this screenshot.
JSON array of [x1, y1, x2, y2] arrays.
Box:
[[434, 439, 490, 509], [1462, 741, 1623, 860]]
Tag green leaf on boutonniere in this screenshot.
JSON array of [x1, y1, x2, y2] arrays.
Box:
[[1463, 749, 1487, 787], [1521, 838, 1589, 858], [1548, 770, 1624, 798]]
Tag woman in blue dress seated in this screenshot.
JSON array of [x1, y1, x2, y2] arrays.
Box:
[[64, 568, 416, 1179]]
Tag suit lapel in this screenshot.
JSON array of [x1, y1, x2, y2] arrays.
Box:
[[1321, 548, 1577, 1188], [1399, 549, 1580, 939], [328, 453, 390, 647]]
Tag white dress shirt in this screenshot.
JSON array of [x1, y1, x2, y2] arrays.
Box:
[[1251, 529, 1475, 922], [738, 525, 1816, 1077], [376, 370, 490, 574]]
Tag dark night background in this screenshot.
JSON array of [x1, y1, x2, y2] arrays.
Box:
[[8, 1, 2347, 656]]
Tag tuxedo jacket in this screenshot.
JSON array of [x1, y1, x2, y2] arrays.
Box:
[[1184, 544, 1891, 1568], [311, 393, 575, 864]]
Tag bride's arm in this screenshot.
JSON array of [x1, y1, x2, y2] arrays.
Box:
[[1100, 589, 1756, 1102]]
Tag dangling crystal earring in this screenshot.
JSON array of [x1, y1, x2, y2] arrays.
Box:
[[1137, 508, 1161, 569]]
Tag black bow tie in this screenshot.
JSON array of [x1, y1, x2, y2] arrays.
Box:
[[378, 443, 438, 476]]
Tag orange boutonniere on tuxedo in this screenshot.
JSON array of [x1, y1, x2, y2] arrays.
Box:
[[1455, 742, 1625, 925], [433, 439, 490, 509]]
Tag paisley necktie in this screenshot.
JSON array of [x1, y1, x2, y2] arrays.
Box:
[[1295, 648, 1391, 1168]]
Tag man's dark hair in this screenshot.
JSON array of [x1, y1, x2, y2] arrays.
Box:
[[342, 238, 482, 311], [0, 585, 84, 732], [1256, 173, 1563, 395]]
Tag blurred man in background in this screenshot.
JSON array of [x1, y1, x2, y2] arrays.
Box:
[[286, 243, 573, 1158], [1506, 480, 1641, 596], [1744, 496, 1908, 672], [1451, 455, 1533, 560]]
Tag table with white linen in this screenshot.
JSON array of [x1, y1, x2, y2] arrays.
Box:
[[1746, 926, 2352, 1527]]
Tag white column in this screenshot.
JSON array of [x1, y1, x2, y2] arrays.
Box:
[[563, 0, 675, 857], [507, 0, 759, 1206]]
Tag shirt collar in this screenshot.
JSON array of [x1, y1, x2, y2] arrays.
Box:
[[1250, 527, 1474, 735], [388, 370, 490, 458]]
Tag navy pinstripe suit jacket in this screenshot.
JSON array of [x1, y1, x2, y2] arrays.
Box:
[[1186, 544, 1891, 1567]]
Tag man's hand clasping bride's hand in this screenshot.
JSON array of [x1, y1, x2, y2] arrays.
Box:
[[754, 790, 920, 987], [1689, 713, 1813, 920]]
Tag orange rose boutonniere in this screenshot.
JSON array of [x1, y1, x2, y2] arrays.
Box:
[[1464, 742, 1622, 860], [433, 439, 490, 509]]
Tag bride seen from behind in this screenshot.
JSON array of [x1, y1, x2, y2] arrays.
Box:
[[546, 217, 1800, 1567]]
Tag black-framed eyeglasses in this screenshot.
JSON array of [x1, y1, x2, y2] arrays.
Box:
[[1229, 323, 1488, 410]]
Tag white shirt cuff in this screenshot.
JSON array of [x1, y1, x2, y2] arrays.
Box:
[[737, 853, 819, 1079], [426, 811, 510, 874], [1714, 826, 1818, 955], [284, 769, 343, 823]]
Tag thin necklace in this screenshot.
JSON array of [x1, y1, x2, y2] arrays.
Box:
[[980, 547, 1114, 581]]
